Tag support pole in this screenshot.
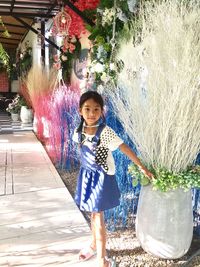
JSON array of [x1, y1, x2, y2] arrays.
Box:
[[41, 20, 45, 65]]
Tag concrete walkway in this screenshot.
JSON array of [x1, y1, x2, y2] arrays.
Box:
[[0, 131, 97, 266]]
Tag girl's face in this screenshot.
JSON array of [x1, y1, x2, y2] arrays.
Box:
[[80, 98, 103, 126]]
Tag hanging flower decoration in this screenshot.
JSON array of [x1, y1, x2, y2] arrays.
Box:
[[62, 35, 77, 53], [53, 35, 81, 83], [51, 8, 72, 37], [64, 7, 86, 38], [51, 0, 100, 83], [52, 0, 100, 39]]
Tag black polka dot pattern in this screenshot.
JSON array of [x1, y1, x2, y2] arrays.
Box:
[[95, 146, 109, 171], [100, 128, 117, 147], [76, 126, 122, 173], [94, 127, 122, 172]]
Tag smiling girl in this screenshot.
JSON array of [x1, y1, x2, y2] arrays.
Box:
[[73, 91, 153, 267]]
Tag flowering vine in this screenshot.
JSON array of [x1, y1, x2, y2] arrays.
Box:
[[53, 36, 81, 83]]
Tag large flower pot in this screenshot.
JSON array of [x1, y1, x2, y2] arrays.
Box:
[[20, 106, 33, 124], [136, 185, 193, 259]]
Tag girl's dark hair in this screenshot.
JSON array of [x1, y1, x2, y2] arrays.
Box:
[[77, 90, 104, 132], [79, 90, 104, 109]]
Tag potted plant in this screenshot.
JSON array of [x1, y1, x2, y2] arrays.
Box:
[[18, 95, 33, 124], [128, 164, 199, 258], [6, 94, 21, 121], [108, 0, 200, 259]]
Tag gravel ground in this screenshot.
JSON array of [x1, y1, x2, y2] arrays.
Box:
[[58, 169, 200, 267]]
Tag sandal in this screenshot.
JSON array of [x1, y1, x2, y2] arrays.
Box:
[[78, 246, 96, 261]]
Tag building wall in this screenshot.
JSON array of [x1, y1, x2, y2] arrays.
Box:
[[0, 71, 9, 92]]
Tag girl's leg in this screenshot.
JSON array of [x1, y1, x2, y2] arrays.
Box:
[[78, 213, 96, 260], [90, 213, 97, 250], [93, 212, 110, 267]]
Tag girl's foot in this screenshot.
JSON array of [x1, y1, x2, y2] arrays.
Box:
[[78, 246, 96, 261]]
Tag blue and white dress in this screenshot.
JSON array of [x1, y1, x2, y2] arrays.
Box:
[[73, 123, 123, 212]]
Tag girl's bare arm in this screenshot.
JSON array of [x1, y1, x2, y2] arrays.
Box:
[[119, 143, 153, 178]]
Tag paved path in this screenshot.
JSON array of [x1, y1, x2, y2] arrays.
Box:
[[0, 131, 96, 266]]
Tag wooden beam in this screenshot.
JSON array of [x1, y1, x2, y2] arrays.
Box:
[[46, 1, 57, 17], [0, 11, 54, 18], [0, 41, 17, 46], [0, 36, 21, 41], [0, 0, 53, 5], [0, 30, 24, 36], [3, 22, 26, 28], [0, 5, 58, 11]]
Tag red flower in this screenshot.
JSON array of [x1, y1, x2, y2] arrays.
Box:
[[76, 0, 100, 10], [63, 0, 99, 38]]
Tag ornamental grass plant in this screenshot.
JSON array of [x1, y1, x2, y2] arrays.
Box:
[[24, 66, 58, 140], [108, 0, 200, 191], [24, 65, 80, 167]]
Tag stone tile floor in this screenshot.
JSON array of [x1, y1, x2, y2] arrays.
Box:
[[0, 130, 96, 267], [0, 112, 32, 134]]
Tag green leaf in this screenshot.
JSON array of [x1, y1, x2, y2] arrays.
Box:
[[88, 28, 101, 40], [96, 36, 105, 44], [132, 178, 139, 187], [85, 24, 94, 33], [140, 176, 150, 186]]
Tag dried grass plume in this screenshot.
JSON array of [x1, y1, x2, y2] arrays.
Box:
[[25, 65, 58, 99], [109, 0, 200, 172]]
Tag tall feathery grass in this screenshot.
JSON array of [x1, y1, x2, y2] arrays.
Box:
[[25, 66, 58, 141], [108, 0, 200, 173], [47, 85, 80, 168], [25, 65, 57, 108], [24, 66, 80, 168]]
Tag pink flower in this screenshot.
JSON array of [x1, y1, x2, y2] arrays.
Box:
[[69, 43, 76, 53], [62, 45, 68, 53], [53, 62, 61, 70], [53, 54, 59, 62]]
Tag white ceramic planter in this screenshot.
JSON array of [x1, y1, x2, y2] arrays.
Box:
[[20, 106, 33, 124], [136, 185, 193, 259], [11, 113, 20, 122]]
